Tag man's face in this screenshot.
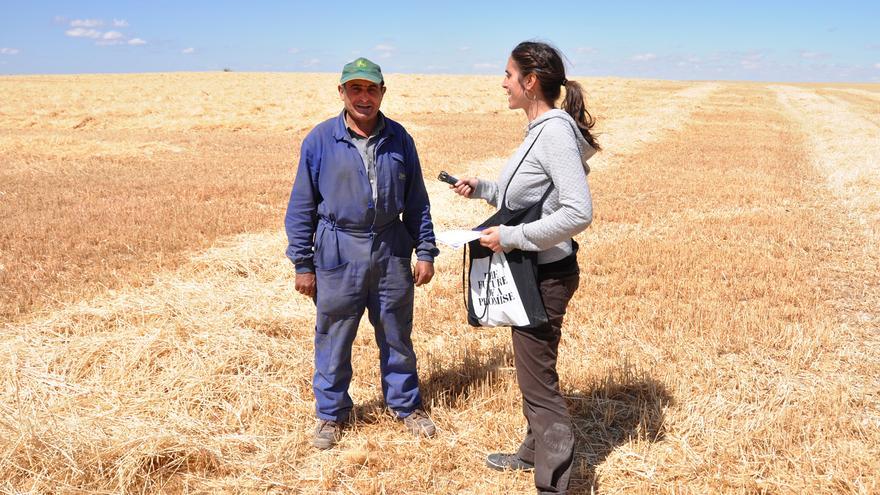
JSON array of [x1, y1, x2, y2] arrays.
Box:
[[339, 79, 385, 123]]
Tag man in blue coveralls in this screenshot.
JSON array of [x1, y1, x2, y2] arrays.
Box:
[[285, 57, 439, 449]]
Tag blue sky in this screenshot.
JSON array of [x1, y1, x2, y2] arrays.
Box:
[[1, 1, 878, 82]]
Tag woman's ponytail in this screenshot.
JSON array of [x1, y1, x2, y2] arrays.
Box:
[[562, 80, 600, 151]]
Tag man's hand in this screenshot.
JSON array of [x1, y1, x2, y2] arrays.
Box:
[[295, 272, 317, 298], [413, 260, 434, 286], [480, 226, 503, 253]]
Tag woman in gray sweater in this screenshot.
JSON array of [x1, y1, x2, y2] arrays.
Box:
[[451, 41, 599, 495]]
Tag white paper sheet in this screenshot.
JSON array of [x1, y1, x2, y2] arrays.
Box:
[[436, 229, 482, 249]]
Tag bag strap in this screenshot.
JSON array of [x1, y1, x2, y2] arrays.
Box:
[[462, 245, 468, 311], [462, 244, 494, 320], [501, 118, 561, 209], [464, 246, 494, 321]]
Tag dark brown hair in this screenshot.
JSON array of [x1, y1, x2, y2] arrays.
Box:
[[511, 41, 600, 151]]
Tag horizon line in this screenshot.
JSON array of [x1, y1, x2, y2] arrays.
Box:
[[1, 69, 877, 85]]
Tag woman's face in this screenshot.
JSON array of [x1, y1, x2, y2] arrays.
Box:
[[502, 57, 529, 110]]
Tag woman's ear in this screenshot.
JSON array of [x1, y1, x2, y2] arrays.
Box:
[[525, 73, 538, 91]]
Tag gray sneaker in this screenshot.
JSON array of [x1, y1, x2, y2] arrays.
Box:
[[486, 453, 535, 471], [312, 419, 343, 449], [403, 408, 436, 437]]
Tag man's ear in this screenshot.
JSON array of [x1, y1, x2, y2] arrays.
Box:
[[381, 85, 387, 96], [338, 84, 345, 99]]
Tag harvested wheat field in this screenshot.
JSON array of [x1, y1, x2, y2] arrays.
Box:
[[1, 73, 878, 494]]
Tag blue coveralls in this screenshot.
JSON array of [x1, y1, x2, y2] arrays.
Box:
[[285, 111, 439, 422]]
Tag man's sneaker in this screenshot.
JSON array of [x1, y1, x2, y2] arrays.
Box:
[[402, 408, 436, 437], [486, 453, 535, 471], [312, 419, 343, 449]]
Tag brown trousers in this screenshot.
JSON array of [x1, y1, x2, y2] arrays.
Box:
[[512, 272, 580, 495]]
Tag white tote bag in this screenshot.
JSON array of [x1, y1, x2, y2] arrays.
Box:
[[468, 251, 531, 327]]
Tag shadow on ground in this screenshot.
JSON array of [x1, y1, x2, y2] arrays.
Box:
[[342, 343, 671, 494], [568, 366, 673, 494], [349, 342, 515, 424]]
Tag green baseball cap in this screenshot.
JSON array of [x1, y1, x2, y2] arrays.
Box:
[[340, 57, 383, 85]]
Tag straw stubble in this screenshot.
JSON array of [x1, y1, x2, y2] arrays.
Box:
[[1, 74, 878, 493]]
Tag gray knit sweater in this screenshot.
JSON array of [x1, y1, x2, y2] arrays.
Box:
[[474, 109, 595, 264]]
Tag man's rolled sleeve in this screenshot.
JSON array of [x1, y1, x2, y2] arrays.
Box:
[[284, 140, 319, 273]]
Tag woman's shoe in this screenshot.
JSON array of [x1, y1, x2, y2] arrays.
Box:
[[486, 453, 535, 471]]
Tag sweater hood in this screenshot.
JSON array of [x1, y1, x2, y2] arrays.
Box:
[[528, 108, 596, 175]]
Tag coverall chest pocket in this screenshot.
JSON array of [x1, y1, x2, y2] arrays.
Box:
[[379, 153, 407, 213]]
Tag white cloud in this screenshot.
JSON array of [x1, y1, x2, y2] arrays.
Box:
[[0, 47, 20, 55], [288, 47, 302, 54], [665, 54, 702, 70], [631, 53, 657, 62], [302, 58, 321, 68], [181, 47, 195, 54], [97, 31, 125, 46], [577, 46, 597, 54], [473, 62, 500, 70], [740, 52, 764, 70], [53, 16, 68, 24], [374, 44, 396, 59], [70, 19, 103, 27], [66, 27, 102, 39], [800, 51, 828, 59], [63, 19, 143, 47], [458, 46, 471, 52], [875, 63, 880, 69]]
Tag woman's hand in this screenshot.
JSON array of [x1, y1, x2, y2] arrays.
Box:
[[450, 177, 479, 198], [480, 226, 502, 253]]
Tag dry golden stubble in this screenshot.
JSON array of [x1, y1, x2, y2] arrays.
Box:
[[3, 76, 878, 493], [568, 84, 879, 493], [773, 84, 880, 244], [0, 130, 300, 322], [1, 75, 717, 492], [0, 74, 706, 322], [0, 73, 693, 134], [811, 90, 880, 127]]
